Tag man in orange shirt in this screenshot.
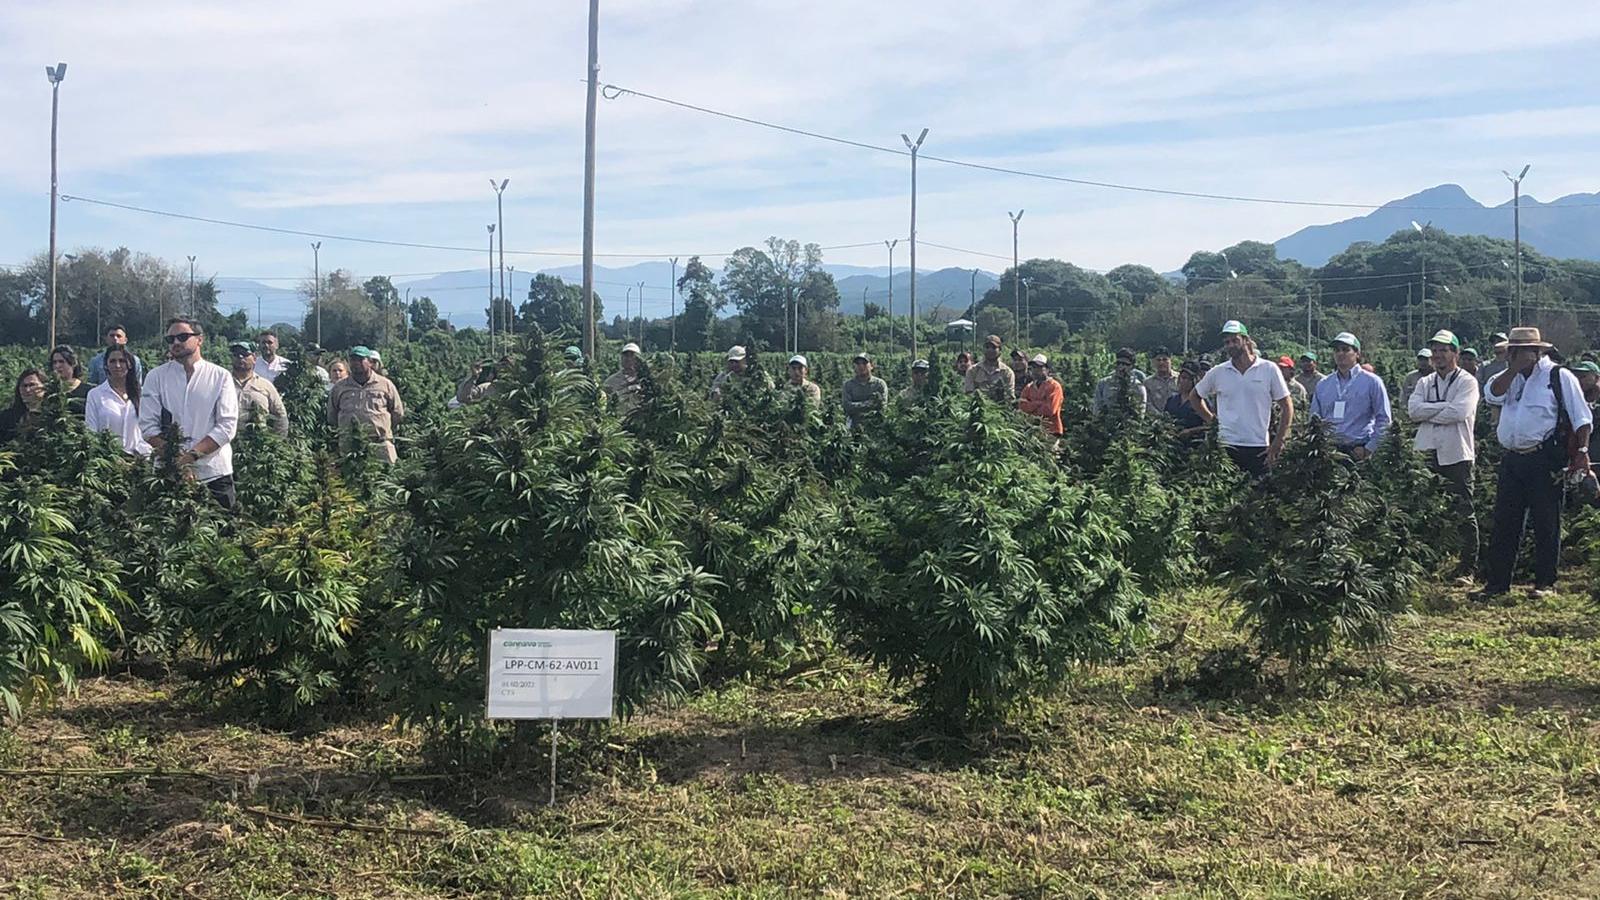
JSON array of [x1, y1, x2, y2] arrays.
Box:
[[1019, 353, 1064, 438]]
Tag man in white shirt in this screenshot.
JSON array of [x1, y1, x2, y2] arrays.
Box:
[[1191, 320, 1292, 477], [1479, 326, 1594, 599], [253, 330, 289, 384], [139, 317, 241, 510], [1408, 330, 1480, 577]]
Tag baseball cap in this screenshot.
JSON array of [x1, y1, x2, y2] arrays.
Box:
[[1427, 329, 1460, 349], [349, 346, 379, 360], [1416, 348, 1433, 359], [1462, 348, 1479, 359], [912, 358, 930, 370], [1030, 354, 1048, 366], [564, 345, 583, 361], [1277, 355, 1294, 368], [1491, 332, 1509, 348], [1220, 320, 1248, 336], [788, 354, 808, 367], [621, 342, 641, 354], [1298, 351, 1316, 362], [853, 352, 871, 363], [1331, 332, 1362, 352], [1573, 361, 1600, 375], [228, 341, 255, 355], [984, 334, 1002, 347], [726, 345, 748, 361], [1115, 347, 1135, 363]]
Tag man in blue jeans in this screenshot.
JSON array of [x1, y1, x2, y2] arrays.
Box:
[[1479, 327, 1593, 600]]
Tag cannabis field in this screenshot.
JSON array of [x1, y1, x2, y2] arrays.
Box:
[[2, 332, 1599, 897]]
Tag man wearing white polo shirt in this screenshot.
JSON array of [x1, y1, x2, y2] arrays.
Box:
[[1191, 320, 1292, 477]]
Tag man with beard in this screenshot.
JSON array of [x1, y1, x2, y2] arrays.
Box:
[[139, 317, 240, 509], [228, 341, 289, 436], [963, 334, 1017, 401], [1191, 320, 1292, 477]]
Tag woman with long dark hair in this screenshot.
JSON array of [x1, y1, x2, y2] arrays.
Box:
[[49, 345, 91, 408], [0, 368, 46, 444], [85, 346, 151, 456]]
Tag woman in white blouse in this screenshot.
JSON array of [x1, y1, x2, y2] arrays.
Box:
[[84, 346, 152, 457]]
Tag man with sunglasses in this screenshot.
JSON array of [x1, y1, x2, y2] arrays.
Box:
[[138, 317, 240, 510]]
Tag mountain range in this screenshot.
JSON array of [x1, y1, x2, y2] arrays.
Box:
[[1273, 184, 1600, 267], [216, 183, 1598, 329]]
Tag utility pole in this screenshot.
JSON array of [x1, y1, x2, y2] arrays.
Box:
[[311, 241, 322, 345], [486, 224, 497, 346], [884, 239, 898, 348], [1305, 287, 1314, 347], [902, 127, 928, 361], [1412, 221, 1429, 338], [969, 269, 977, 318], [624, 286, 631, 340], [508, 265, 516, 345], [669, 257, 679, 352], [256, 294, 262, 332], [186, 255, 197, 317], [1503, 165, 1530, 323], [1008, 210, 1024, 342], [637, 280, 645, 342], [1022, 278, 1032, 345], [1406, 284, 1413, 348], [45, 62, 66, 350], [491, 178, 509, 355], [404, 287, 411, 343], [580, 0, 600, 362]]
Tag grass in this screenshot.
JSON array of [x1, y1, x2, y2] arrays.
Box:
[[3, 580, 1599, 898]]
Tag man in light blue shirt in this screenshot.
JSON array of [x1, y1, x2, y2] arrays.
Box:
[[1310, 331, 1391, 460]]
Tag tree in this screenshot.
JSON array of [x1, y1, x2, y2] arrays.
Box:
[[1106, 264, 1173, 305], [519, 274, 596, 339], [981, 258, 1126, 332], [721, 238, 823, 349], [974, 306, 1016, 342], [676, 256, 722, 352], [409, 296, 440, 333]]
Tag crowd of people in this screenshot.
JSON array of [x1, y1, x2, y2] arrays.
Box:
[[2, 318, 405, 509], [7, 316, 1599, 602]]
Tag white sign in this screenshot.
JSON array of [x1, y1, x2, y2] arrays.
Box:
[[486, 629, 617, 720]]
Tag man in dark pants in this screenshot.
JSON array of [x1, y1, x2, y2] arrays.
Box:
[[1407, 330, 1480, 578], [1479, 327, 1593, 600]]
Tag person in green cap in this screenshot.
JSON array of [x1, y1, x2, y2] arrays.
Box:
[[1191, 320, 1292, 476], [1294, 352, 1324, 398], [1459, 348, 1480, 378], [1408, 329, 1480, 578], [228, 340, 289, 436], [1575, 360, 1600, 406], [1310, 331, 1390, 460], [563, 346, 584, 367], [328, 346, 405, 464]]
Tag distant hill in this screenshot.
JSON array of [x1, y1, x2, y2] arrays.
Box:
[[1274, 184, 1600, 267]]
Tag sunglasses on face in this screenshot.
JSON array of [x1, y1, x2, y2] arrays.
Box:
[[165, 333, 199, 344]]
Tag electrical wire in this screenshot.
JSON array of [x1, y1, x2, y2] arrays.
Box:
[[600, 82, 1600, 210]]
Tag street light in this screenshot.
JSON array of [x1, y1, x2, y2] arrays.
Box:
[[1008, 210, 1024, 343], [1502, 165, 1530, 322], [187, 255, 197, 317], [884, 239, 899, 348], [486, 224, 496, 344], [1411, 221, 1430, 335], [311, 242, 322, 344], [490, 178, 509, 354], [45, 62, 67, 350], [1021, 278, 1032, 346], [901, 127, 928, 360]]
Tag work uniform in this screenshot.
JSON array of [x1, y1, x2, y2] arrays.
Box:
[[233, 371, 289, 436], [603, 370, 644, 415], [962, 362, 1016, 402], [328, 373, 405, 463]]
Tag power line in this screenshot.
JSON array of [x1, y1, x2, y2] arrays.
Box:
[[59, 193, 888, 261], [600, 82, 1600, 211]]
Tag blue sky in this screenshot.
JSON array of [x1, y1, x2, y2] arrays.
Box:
[[3, 0, 1599, 324]]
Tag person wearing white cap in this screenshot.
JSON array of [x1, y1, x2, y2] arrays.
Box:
[[709, 344, 770, 401], [1019, 353, 1064, 437], [1399, 348, 1432, 415], [1477, 332, 1510, 387], [784, 354, 821, 407], [1191, 320, 1291, 476], [1479, 326, 1594, 599], [1409, 329, 1480, 577], [900, 358, 933, 403], [841, 352, 888, 429], [604, 342, 646, 415], [1309, 331, 1390, 460]]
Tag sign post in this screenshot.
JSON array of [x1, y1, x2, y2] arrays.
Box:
[[486, 628, 617, 804]]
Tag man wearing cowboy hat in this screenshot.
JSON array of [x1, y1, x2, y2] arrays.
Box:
[[1408, 329, 1480, 577], [1479, 326, 1593, 599], [1310, 331, 1391, 461]]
